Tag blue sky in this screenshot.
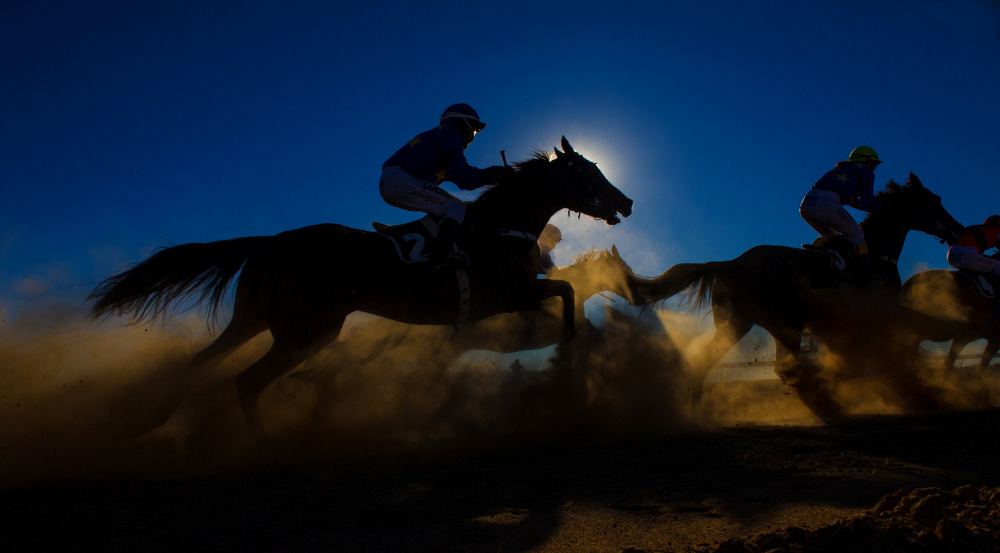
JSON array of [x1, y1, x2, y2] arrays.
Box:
[[2, 0, 1000, 318]]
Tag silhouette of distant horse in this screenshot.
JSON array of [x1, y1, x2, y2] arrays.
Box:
[[900, 269, 1000, 369], [627, 173, 962, 420], [445, 245, 636, 354], [89, 137, 633, 440]]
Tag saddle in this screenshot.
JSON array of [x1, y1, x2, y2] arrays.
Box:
[[956, 270, 998, 299], [372, 215, 540, 266], [801, 242, 851, 275], [373, 216, 473, 323], [800, 240, 880, 284]]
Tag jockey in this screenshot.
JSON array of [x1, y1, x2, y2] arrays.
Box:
[[537, 224, 562, 276], [947, 216, 1000, 275], [799, 146, 882, 280], [380, 103, 516, 271]]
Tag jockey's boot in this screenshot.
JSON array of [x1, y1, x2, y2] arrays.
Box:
[[987, 272, 1000, 294], [852, 253, 873, 286], [430, 218, 470, 273]]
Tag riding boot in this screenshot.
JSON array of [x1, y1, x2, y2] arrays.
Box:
[[430, 218, 470, 273], [852, 253, 873, 286]]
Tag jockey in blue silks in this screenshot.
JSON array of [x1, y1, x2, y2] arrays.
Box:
[[799, 146, 883, 281], [380, 103, 515, 271]]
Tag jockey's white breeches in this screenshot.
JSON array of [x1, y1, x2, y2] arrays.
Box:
[[379, 166, 467, 223], [799, 189, 866, 248], [947, 245, 1000, 273]]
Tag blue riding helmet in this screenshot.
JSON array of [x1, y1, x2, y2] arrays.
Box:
[[440, 103, 487, 144], [440, 103, 486, 130]]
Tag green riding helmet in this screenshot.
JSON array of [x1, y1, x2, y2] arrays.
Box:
[[848, 146, 881, 166]]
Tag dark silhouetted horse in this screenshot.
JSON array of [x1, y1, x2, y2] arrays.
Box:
[[900, 268, 1000, 369], [627, 173, 962, 421], [89, 137, 633, 440]]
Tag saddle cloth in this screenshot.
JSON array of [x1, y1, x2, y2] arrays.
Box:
[[373, 215, 440, 264], [373, 216, 471, 322], [957, 270, 997, 299]]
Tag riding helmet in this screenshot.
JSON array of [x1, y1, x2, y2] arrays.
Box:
[[848, 146, 881, 166], [985, 215, 1000, 227], [441, 103, 486, 145]]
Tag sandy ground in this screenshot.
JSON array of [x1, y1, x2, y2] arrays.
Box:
[[3, 312, 1000, 552], [2, 387, 999, 552]]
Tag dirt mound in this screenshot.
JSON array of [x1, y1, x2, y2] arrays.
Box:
[[703, 485, 1000, 553]]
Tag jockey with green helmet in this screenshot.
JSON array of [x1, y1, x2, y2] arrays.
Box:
[[380, 103, 515, 271], [799, 146, 883, 280]]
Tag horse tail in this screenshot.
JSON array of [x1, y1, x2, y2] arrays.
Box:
[[88, 236, 270, 325], [629, 262, 723, 312]]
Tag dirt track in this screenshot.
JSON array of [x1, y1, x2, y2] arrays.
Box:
[[3, 406, 999, 553], [3, 311, 1000, 552]]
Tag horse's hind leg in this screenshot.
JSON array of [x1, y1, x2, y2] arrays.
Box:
[[235, 313, 347, 442], [689, 317, 752, 417], [120, 305, 268, 439], [772, 329, 844, 422]]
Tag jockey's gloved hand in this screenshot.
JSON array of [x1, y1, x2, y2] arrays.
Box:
[[483, 165, 516, 185], [498, 166, 517, 184]]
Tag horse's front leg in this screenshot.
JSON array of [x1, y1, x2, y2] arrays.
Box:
[[947, 339, 969, 368], [533, 279, 576, 340], [980, 339, 999, 370]]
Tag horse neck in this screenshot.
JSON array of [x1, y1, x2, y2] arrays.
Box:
[[471, 183, 561, 238], [862, 210, 909, 261]]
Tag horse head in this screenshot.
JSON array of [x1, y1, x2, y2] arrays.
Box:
[[880, 173, 963, 244], [554, 244, 636, 302], [550, 136, 633, 225]]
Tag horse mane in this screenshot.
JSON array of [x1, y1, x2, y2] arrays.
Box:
[[569, 248, 609, 264], [514, 150, 553, 171], [474, 150, 552, 203], [864, 175, 934, 231], [878, 178, 903, 199]]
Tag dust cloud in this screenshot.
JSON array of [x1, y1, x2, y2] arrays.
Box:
[[0, 294, 694, 489], [795, 285, 999, 417], [5, 267, 997, 490], [643, 277, 1000, 426]]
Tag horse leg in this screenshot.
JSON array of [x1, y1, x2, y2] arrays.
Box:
[[689, 317, 751, 417], [981, 339, 999, 369], [119, 303, 268, 439], [234, 314, 347, 442], [771, 328, 844, 422], [533, 279, 575, 340], [947, 339, 969, 368]]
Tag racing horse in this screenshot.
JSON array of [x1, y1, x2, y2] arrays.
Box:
[[88, 137, 633, 440], [295, 246, 639, 371], [900, 268, 1000, 369], [627, 173, 962, 420], [447, 246, 637, 353]]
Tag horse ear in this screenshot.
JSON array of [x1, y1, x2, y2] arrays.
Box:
[[908, 172, 923, 188], [554, 147, 563, 158], [611, 244, 620, 259], [561, 136, 575, 154]]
